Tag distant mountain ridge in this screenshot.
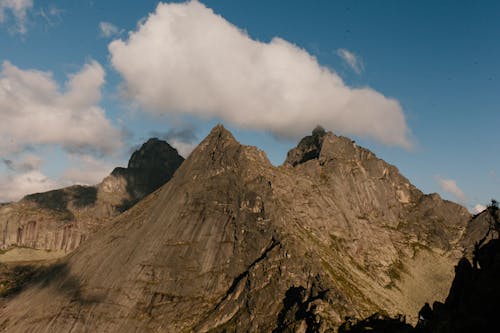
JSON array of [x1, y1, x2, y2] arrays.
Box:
[[0, 125, 472, 332], [0, 138, 183, 256]]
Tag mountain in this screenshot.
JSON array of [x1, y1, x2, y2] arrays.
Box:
[[0, 125, 470, 332], [0, 138, 183, 260], [415, 203, 500, 333], [338, 203, 500, 332]]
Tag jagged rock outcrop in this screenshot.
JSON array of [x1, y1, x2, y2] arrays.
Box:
[[0, 126, 470, 332], [0, 138, 183, 255]]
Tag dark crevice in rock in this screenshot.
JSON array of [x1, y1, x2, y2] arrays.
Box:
[[217, 238, 280, 307], [192, 238, 281, 332]]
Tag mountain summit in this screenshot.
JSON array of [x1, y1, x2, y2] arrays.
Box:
[[0, 126, 469, 332]]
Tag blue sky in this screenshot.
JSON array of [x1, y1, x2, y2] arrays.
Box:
[[0, 0, 498, 212]]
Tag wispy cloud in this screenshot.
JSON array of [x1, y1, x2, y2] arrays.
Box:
[[37, 5, 63, 27], [337, 48, 364, 74], [2, 154, 41, 172], [99, 21, 121, 38], [0, 0, 34, 34], [436, 176, 466, 204], [109, 1, 412, 148]]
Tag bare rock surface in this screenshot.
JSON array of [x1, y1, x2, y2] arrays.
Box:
[[0, 126, 470, 332], [0, 138, 183, 257]]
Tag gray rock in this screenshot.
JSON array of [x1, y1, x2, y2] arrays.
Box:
[[0, 126, 470, 332]]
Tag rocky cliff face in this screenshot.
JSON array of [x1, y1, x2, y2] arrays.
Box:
[[338, 204, 500, 333], [416, 204, 500, 333], [0, 138, 183, 255], [0, 126, 470, 332]]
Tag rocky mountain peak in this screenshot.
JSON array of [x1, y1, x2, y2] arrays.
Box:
[[184, 124, 271, 180], [285, 125, 327, 166], [190, 124, 241, 164], [127, 137, 182, 170], [198, 124, 238, 151], [285, 125, 369, 167], [110, 137, 184, 210]]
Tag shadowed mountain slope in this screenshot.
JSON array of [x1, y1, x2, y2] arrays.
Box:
[[0, 125, 469, 332]]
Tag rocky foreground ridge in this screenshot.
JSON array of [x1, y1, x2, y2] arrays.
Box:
[[338, 203, 500, 332], [0, 125, 473, 332], [0, 138, 183, 255]]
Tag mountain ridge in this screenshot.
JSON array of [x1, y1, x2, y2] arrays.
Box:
[[0, 125, 471, 332]]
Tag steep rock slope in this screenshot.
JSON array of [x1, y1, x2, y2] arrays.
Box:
[[0, 138, 183, 255], [0, 126, 469, 332]]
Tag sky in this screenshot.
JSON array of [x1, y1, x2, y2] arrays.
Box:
[[0, 0, 498, 213]]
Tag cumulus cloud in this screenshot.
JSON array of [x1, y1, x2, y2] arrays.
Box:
[[472, 203, 486, 214], [62, 154, 114, 185], [99, 21, 120, 38], [436, 176, 466, 204], [0, 0, 33, 34], [0, 60, 122, 155], [0, 170, 58, 202], [109, 1, 412, 148], [337, 48, 364, 74]]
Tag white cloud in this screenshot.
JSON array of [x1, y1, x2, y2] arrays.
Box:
[[109, 1, 412, 148], [472, 203, 486, 214], [0, 0, 33, 34], [0, 170, 58, 202], [0, 60, 122, 155], [337, 48, 364, 74], [99, 21, 120, 38], [0, 152, 115, 202], [168, 140, 196, 158], [62, 154, 114, 185], [436, 176, 466, 204]]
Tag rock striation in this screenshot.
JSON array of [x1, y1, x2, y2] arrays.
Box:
[[0, 138, 183, 255], [0, 126, 470, 332]]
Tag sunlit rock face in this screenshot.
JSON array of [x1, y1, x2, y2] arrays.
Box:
[[0, 126, 470, 332]]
